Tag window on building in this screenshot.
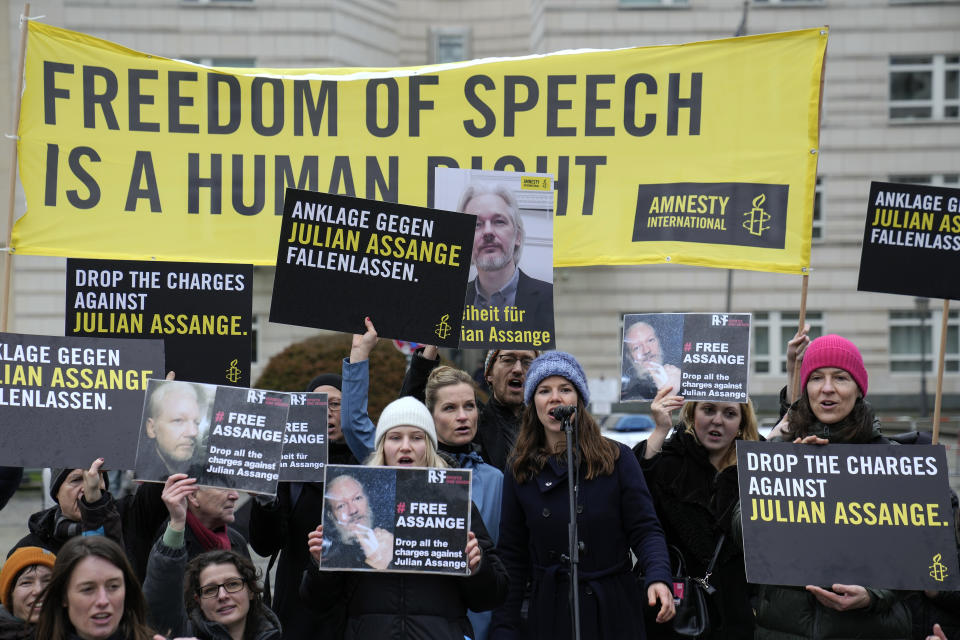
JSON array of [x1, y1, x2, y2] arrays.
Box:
[[429, 28, 471, 64], [753, 311, 824, 374], [890, 309, 959, 373], [889, 54, 960, 121], [888, 173, 960, 187], [812, 176, 823, 241]]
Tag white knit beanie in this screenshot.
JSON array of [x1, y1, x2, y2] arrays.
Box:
[[375, 396, 438, 449]]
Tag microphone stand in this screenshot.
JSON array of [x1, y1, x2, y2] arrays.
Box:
[[562, 411, 582, 640]]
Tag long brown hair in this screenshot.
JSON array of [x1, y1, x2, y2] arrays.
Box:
[[680, 399, 759, 470], [784, 393, 875, 443], [184, 550, 266, 640], [35, 536, 154, 640], [510, 392, 619, 484]]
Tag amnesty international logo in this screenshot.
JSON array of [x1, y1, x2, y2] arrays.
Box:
[[434, 314, 452, 340], [225, 359, 242, 384], [632, 182, 788, 249], [742, 194, 770, 237], [930, 553, 949, 582]]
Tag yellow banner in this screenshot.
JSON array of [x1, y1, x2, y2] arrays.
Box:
[[13, 23, 826, 273]]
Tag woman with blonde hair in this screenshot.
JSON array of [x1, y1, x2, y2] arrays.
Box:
[[302, 395, 509, 640], [637, 386, 760, 639]]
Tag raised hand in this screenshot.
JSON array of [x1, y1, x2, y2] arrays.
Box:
[[82, 458, 105, 503], [350, 317, 379, 363], [161, 474, 197, 530]]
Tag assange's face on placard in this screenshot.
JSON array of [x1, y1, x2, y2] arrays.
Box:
[[146, 388, 201, 463], [467, 193, 521, 272], [325, 476, 374, 544], [625, 322, 663, 373]]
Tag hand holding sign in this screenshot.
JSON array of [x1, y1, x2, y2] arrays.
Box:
[[466, 531, 481, 575], [307, 525, 325, 565], [350, 317, 379, 364], [161, 474, 197, 530], [805, 584, 871, 612], [82, 458, 105, 504]]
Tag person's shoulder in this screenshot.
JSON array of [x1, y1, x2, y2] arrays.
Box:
[[517, 269, 552, 294], [604, 438, 639, 464]]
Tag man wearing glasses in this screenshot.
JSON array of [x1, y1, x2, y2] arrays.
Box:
[[475, 350, 539, 470]]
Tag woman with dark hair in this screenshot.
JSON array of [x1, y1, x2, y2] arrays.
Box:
[[753, 334, 912, 639], [636, 387, 761, 639], [491, 351, 674, 640], [34, 535, 155, 640], [143, 474, 281, 640]]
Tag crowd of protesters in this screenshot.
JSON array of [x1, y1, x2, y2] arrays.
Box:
[[0, 321, 958, 640]]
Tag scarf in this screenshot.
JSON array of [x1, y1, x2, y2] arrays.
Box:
[[185, 511, 231, 551]]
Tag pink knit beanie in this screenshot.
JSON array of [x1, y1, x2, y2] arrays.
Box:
[[800, 334, 868, 396]]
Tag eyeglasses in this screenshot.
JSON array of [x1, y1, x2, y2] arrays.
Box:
[[198, 578, 246, 599], [497, 354, 534, 370], [328, 400, 341, 412]]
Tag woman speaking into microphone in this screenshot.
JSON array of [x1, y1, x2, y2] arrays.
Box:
[[491, 351, 674, 640]]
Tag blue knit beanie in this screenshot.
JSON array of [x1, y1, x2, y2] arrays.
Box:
[[523, 351, 590, 405]]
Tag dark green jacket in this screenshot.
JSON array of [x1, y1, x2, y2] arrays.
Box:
[[752, 411, 911, 639]]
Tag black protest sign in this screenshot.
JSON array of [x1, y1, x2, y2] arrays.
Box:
[[320, 465, 473, 575], [270, 189, 474, 347], [434, 168, 557, 350], [198, 386, 289, 494], [0, 333, 163, 469], [66, 259, 253, 386], [621, 313, 750, 403], [632, 182, 789, 248], [737, 441, 960, 590], [135, 380, 289, 495], [858, 181, 960, 300], [279, 392, 328, 482]]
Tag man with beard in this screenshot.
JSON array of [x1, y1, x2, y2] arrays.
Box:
[[249, 372, 366, 639], [136, 381, 206, 480], [459, 184, 553, 332], [621, 320, 681, 402], [320, 474, 394, 570]]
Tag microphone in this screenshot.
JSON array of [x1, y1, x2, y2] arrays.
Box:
[[549, 405, 577, 420]]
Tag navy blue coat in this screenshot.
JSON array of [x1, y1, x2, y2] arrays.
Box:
[[491, 440, 671, 640]]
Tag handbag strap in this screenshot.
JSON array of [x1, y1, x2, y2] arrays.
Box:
[[695, 533, 726, 591]]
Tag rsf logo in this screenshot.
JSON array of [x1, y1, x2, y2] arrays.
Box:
[[428, 469, 447, 484], [712, 314, 729, 326]]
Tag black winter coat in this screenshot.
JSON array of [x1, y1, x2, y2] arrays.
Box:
[[0, 606, 32, 640], [9, 482, 165, 580], [636, 428, 754, 640], [492, 441, 671, 640], [300, 503, 508, 640], [249, 476, 353, 640]]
